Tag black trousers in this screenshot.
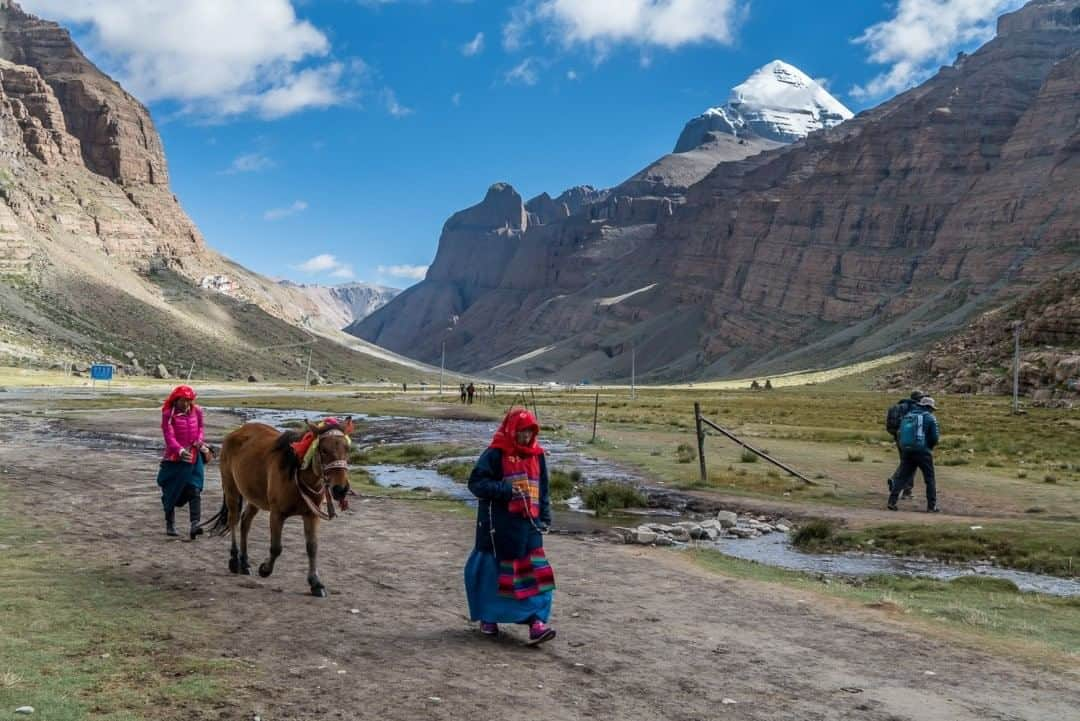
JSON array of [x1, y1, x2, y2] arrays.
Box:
[[888, 451, 936, 509], [888, 438, 914, 497]]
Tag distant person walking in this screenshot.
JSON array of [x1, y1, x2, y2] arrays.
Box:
[[887, 396, 940, 512], [464, 408, 557, 646], [157, 385, 211, 538], [467, 382, 476, 404], [885, 390, 924, 501], [460, 383, 467, 403]]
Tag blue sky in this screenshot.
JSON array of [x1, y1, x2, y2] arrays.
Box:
[[23, 0, 1023, 288]]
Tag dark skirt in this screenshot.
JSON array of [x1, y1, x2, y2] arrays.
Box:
[[156, 456, 204, 514]]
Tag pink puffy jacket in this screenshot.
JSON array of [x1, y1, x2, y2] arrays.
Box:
[[162, 406, 204, 461]]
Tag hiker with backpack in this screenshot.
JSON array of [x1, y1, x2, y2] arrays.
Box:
[[887, 396, 941, 512], [885, 390, 924, 501]]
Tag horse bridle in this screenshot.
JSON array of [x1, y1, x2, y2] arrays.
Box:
[[295, 428, 350, 521]]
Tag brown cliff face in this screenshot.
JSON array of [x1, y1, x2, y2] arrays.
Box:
[[0, 2, 424, 379], [353, 0, 1080, 383]]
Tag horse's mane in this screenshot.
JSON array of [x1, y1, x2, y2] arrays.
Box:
[[273, 429, 303, 473]]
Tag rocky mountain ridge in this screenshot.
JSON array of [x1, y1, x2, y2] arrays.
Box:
[[353, 0, 1080, 383], [895, 270, 1080, 403], [0, 1, 425, 380]]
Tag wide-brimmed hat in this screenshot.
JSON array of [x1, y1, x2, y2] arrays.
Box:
[[918, 396, 937, 409]]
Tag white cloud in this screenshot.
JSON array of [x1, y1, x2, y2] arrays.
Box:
[[566, 69, 579, 80], [451, 92, 463, 106], [297, 254, 339, 272], [221, 153, 275, 175], [504, 0, 744, 52], [296, 254, 354, 278], [264, 200, 309, 221], [852, 0, 1025, 101], [21, 0, 357, 119], [505, 58, 540, 86], [378, 264, 429, 280], [383, 88, 414, 117], [461, 32, 485, 56], [329, 264, 356, 279]]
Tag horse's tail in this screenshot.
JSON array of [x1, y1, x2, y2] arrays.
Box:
[[203, 443, 239, 536], [203, 498, 236, 537]]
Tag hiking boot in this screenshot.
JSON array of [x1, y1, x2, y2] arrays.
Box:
[[165, 511, 179, 537], [887, 502, 898, 511], [926, 506, 941, 513], [479, 622, 499, 637], [901, 489, 913, 499], [189, 496, 203, 540], [527, 621, 556, 646]]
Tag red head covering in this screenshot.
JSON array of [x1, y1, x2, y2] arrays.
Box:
[[162, 385, 197, 410], [489, 408, 543, 457]]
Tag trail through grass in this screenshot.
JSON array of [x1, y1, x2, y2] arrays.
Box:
[[0, 491, 239, 720]]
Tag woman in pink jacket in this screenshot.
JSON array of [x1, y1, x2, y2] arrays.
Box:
[[157, 385, 210, 538]]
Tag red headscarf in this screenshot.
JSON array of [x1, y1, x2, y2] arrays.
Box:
[[162, 385, 197, 410], [489, 408, 543, 456]]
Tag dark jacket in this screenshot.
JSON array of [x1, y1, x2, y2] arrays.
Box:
[[886, 398, 917, 437], [468, 448, 551, 561]]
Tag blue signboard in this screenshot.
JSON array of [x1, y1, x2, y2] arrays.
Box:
[[90, 364, 114, 381]]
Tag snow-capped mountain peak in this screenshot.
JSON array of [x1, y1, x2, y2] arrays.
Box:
[[675, 60, 853, 152]]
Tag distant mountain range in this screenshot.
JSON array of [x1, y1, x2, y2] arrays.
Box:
[[277, 281, 400, 331]]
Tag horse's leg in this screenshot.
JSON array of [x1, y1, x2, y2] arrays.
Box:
[[258, 511, 285, 578], [303, 514, 326, 597], [225, 481, 243, 574], [238, 503, 259, 576]]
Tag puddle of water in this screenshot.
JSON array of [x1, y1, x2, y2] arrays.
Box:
[[364, 464, 474, 502], [710, 532, 1080, 597]]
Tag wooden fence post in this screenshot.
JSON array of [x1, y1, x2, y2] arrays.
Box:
[[591, 393, 600, 443], [694, 402, 707, 484]]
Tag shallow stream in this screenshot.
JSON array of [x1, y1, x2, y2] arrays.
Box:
[[13, 405, 1074, 597]]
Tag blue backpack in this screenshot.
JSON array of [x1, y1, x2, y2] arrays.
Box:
[[898, 411, 928, 453]]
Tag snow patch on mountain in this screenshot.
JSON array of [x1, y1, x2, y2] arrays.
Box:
[[675, 60, 853, 152]]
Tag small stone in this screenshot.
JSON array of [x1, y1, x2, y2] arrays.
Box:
[[15, 707, 34, 715], [350, 609, 360, 614], [429, 697, 442, 703], [633, 529, 657, 544], [716, 511, 738, 528], [654, 535, 675, 547], [775, 524, 790, 533], [669, 527, 692, 542], [722, 698, 737, 705], [924, 671, 936, 676]]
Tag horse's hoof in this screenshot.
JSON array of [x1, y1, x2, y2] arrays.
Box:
[[228, 558, 240, 574], [310, 585, 328, 598], [258, 563, 273, 578]]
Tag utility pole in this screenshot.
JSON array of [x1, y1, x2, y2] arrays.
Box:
[[439, 340, 445, 395], [1012, 321, 1023, 414], [631, 344, 636, 401]]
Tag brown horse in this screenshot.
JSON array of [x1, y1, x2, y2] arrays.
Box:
[[208, 418, 353, 597]]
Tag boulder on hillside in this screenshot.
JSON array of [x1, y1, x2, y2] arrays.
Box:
[[154, 364, 170, 379]]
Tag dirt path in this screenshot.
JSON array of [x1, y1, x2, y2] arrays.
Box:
[[0, 411, 1077, 721]]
